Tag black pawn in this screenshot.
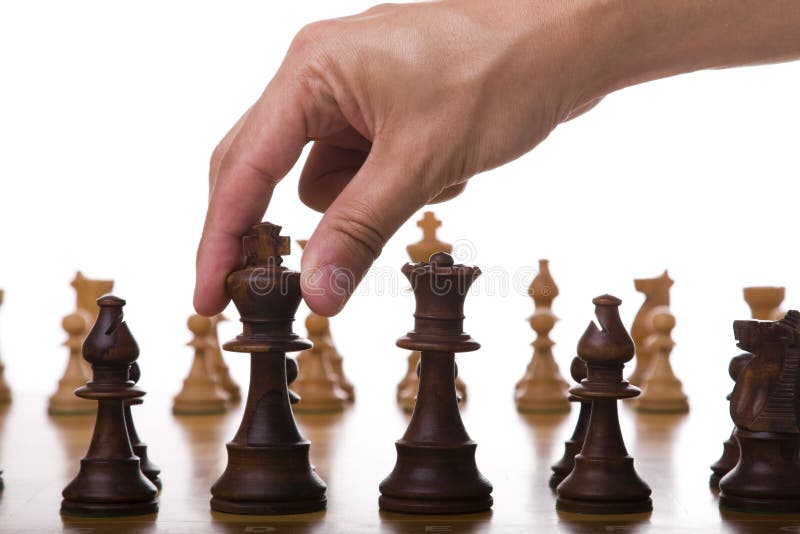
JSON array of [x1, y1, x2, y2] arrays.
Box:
[[709, 353, 753, 489], [549, 357, 590, 489], [556, 295, 652, 515], [61, 295, 158, 517], [126, 362, 161, 489]]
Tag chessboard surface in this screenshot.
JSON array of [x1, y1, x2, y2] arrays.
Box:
[[2, 384, 799, 534]]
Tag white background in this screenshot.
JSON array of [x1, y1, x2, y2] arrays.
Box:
[[0, 0, 798, 418]]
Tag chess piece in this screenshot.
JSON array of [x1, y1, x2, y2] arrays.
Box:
[[71, 272, 114, 318], [719, 311, 800, 513], [71, 271, 114, 380], [0, 290, 10, 404], [709, 352, 754, 489], [549, 357, 590, 488], [48, 312, 96, 415], [210, 222, 326, 514], [743, 286, 785, 320], [297, 239, 355, 402], [61, 295, 158, 517], [556, 295, 652, 514], [324, 326, 355, 402], [286, 357, 301, 405], [628, 271, 673, 386], [380, 252, 492, 514], [515, 259, 569, 412], [396, 351, 421, 412], [397, 212, 467, 410], [126, 362, 161, 489], [636, 307, 689, 413], [173, 315, 227, 415], [292, 313, 348, 413], [207, 314, 241, 403]]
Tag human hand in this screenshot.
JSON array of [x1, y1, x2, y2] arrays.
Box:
[[194, 0, 800, 317], [195, 0, 605, 316]]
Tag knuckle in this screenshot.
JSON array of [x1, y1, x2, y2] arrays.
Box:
[[330, 201, 387, 262], [287, 21, 342, 102], [216, 150, 280, 191], [290, 20, 332, 58], [365, 3, 397, 14]]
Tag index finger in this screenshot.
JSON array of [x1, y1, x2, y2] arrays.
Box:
[[194, 75, 309, 316]]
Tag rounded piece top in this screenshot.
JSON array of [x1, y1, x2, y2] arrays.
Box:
[[97, 294, 126, 307], [306, 313, 328, 335], [129, 361, 141, 384], [570, 356, 587, 383], [430, 251, 454, 267], [650, 307, 676, 333], [63, 312, 87, 335], [592, 294, 622, 307], [188, 314, 212, 336]]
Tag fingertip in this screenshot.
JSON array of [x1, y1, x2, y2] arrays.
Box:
[[303, 289, 348, 318], [193, 282, 229, 317], [192, 263, 229, 316], [194, 232, 240, 317], [300, 260, 358, 318]]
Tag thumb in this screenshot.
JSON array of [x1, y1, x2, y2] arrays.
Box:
[[300, 147, 430, 316]]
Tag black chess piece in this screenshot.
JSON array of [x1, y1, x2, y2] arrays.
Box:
[[379, 252, 492, 514], [210, 222, 326, 515], [549, 356, 590, 489], [61, 295, 158, 517], [556, 295, 652, 515], [719, 311, 800, 513], [126, 362, 161, 489], [287, 357, 300, 405], [709, 352, 754, 489]]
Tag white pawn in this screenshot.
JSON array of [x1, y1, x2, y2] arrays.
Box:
[[293, 313, 348, 413], [636, 306, 689, 413], [48, 312, 96, 415], [173, 315, 227, 415]]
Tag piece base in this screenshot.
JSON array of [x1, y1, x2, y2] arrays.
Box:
[[720, 493, 800, 514], [60, 499, 158, 518], [635, 400, 689, 414], [556, 497, 652, 515], [210, 496, 326, 515], [292, 400, 346, 414], [172, 403, 227, 415], [516, 402, 570, 414], [379, 494, 492, 515], [47, 407, 96, 416]]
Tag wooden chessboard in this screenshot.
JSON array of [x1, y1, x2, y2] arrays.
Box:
[[1, 382, 799, 534]]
